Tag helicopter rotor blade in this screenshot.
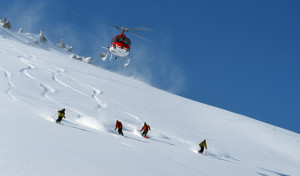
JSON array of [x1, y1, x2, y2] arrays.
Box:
[[102, 22, 121, 30], [128, 31, 153, 43], [127, 27, 154, 31], [71, 11, 121, 30], [71, 11, 153, 42]]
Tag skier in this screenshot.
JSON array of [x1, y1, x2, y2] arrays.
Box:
[[56, 108, 66, 123], [140, 122, 151, 138], [199, 139, 207, 154], [115, 120, 124, 136]]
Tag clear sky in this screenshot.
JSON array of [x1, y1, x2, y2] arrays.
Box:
[[1, 0, 299, 134]]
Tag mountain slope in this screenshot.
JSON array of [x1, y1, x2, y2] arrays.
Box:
[[0, 28, 299, 176]]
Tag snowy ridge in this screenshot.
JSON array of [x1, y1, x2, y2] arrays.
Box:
[[0, 27, 300, 176]]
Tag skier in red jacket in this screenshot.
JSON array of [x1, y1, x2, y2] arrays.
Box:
[[140, 122, 151, 138], [115, 120, 123, 136]]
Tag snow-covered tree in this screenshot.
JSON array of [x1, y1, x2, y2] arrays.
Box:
[[5, 21, 11, 29], [66, 46, 73, 52], [18, 28, 23, 33], [39, 30, 47, 43], [1, 17, 6, 24], [84, 57, 93, 64], [57, 39, 66, 48], [70, 54, 92, 64], [56, 39, 73, 52], [1, 17, 11, 29]]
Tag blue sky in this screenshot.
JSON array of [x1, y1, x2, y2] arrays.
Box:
[[1, 0, 299, 134]]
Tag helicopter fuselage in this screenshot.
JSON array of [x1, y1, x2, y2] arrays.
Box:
[[109, 43, 129, 57], [109, 34, 130, 57]]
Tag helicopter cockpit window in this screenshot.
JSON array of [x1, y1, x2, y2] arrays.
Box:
[[124, 38, 131, 46], [114, 37, 123, 43]]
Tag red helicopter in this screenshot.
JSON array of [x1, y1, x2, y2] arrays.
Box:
[[71, 12, 151, 67], [100, 25, 152, 67]]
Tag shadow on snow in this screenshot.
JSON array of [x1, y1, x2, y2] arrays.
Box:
[[256, 168, 290, 176]]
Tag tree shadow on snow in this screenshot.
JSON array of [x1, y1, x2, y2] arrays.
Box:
[[123, 136, 149, 143], [206, 153, 239, 163], [256, 173, 269, 176], [256, 168, 290, 176], [105, 128, 149, 143], [60, 120, 96, 133], [149, 138, 175, 146]]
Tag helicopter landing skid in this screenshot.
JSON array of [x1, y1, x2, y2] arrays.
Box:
[[100, 49, 130, 67], [100, 52, 109, 61], [123, 57, 130, 67]]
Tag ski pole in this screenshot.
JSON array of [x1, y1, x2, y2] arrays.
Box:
[[51, 113, 57, 119]]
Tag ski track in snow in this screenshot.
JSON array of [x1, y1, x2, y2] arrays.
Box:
[[15, 55, 78, 119], [49, 70, 106, 130], [18, 57, 107, 118], [52, 67, 107, 109], [57, 69, 108, 109], [15, 56, 110, 113], [121, 142, 135, 147], [123, 111, 142, 123], [53, 68, 89, 96], [0, 67, 19, 100], [91, 87, 107, 110], [39, 83, 56, 102], [17, 55, 58, 103], [17, 62, 98, 128], [66, 76, 108, 110], [18, 55, 36, 80]]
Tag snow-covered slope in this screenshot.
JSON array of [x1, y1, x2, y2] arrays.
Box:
[[0, 27, 299, 176]]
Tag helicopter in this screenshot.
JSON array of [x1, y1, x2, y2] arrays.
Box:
[[71, 11, 152, 67], [99, 25, 152, 67]]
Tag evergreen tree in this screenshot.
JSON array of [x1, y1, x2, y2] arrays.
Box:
[[39, 30, 47, 43], [18, 28, 23, 33], [5, 21, 11, 29], [1, 17, 7, 28], [59, 39, 66, 48], [66, 46, 73, 52], [1, 17, 6, 23]]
